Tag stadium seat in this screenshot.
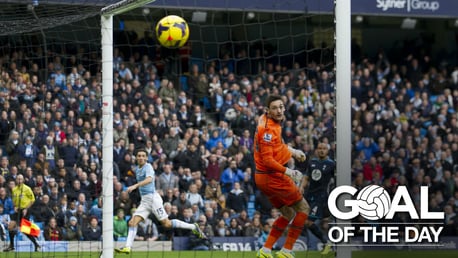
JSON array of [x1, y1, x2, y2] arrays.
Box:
[[247, 208, 256, 218], [190, 58, 204, 72], [247, 201, 256, 218], [420, 128, 427, 137], [180, 75, 188, 91]]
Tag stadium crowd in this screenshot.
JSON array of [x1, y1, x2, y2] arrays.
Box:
[[0, 36, 457, 248]]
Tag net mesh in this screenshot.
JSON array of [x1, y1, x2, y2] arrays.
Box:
[[0, 2, 103, 36], [0, 0, 334, 257]]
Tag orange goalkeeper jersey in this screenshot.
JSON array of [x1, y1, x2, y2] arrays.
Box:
[[253, 114, 291, 173]]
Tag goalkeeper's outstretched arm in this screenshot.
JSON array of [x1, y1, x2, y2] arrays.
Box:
[[288, 146, 306, 162]]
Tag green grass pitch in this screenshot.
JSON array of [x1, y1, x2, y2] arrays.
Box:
[[2, 250, 458, 258], [0, 250, 321, 258]]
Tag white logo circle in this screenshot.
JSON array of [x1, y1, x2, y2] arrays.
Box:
[[311, 169, 322, 181], [356, 185, 391, 220]]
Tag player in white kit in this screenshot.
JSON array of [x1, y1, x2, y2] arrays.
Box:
[[115, 148, 206, 254]]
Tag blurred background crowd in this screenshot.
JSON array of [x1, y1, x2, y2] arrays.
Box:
[[0, 35, 457, 247]]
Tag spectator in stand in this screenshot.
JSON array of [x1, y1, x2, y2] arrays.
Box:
[[18, 136, 40, 167], [74, 203, 89, 227], [134, 216, 159, 241], [206, 129, 225, 152], [83, 216, 102, 241], [30, 194, 54, 223], [44, 217, 64, 241], [89, 196, 103, 222], [183, 143, 205, 173], [162, 127, 180, 157], [0, 111, 14, 147], [363, 156, 384, 184], [236, 209, 252, 233], [220, 160, 244, 194], [49, 65, 66, 90], [226, 136, 241, 157], [75, 192, 91, 213], [0, 187, 13, 216], [0, 203, 10, 242], [0, 157, 10, 178], [33, 153, 49, 176], [1, 37, 457, 242], [173, 190, 192, 214], [67, 179, 87, 203], [189, 105, 208, 128], [77, 171, 93, 199], [156, 162, 179, 196], [244, 216, 263, 238], [205, 153, 227, 181], [355, 137, 380, 161], [118, 62, 133, 82], [226, 182, 247, 213], [114, 191, 134, 217], [204, 178, 223, 202], [158, 79, 178, 109], [227, 218, 243, 237], [186, 183, 204, 211], [40, 136, 59, 170], [239, 129, 253, 150], [162, 188, 177, 204], [214, 218, 228, 237], [240, 167, 255, 196], [64, 216, 83, 241], [59, 138, 78, 169], [113, 209, 128, 241], [53, 122, 67, 145]]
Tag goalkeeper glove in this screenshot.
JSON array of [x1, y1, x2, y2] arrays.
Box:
[[285, 167, 303, 184], [288, 146, 306, 162]]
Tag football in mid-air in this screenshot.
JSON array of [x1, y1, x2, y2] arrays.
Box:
[[155, 15, 189, 49]]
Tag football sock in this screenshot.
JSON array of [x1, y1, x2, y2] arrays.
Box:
[[125, 226, 138, 248], [264, 216, 290, 249], [284, 212, 307, 250]]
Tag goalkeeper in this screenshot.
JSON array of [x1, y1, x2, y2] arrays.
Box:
[[253, 95, 310, 258]]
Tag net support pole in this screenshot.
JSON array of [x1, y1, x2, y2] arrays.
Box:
[[335, 1, 352, 258], [101, 13, 114, 258], [100, 2, 156, 258]]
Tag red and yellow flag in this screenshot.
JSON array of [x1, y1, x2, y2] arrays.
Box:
[[20, 218, 40, 237]]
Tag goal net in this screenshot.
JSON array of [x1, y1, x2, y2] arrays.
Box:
[[0, 0, 335, 257]]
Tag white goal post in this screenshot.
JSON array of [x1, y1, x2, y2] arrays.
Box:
[[100, 1, 156, 258]]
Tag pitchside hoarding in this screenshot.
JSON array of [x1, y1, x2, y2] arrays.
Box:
[[55, 0, 458, 18], [149, 0, 458, 18]]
